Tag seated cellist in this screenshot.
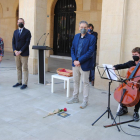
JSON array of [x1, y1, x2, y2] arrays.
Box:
[[113, 47, 140, 121]]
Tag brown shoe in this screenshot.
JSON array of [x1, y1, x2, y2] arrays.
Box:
[[91, 81, 94, 86]]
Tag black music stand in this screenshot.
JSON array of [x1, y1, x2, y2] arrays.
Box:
[[91, 65, 121, 132]]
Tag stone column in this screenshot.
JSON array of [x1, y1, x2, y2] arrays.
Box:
[[94, 0, 127, 91], [0, 0, 19, 52], [19, 0, 48, 74]]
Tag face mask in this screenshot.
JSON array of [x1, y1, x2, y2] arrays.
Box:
[[18, 23, 24, 28], [88, 29, 91, 32], [80, 28, 87, 34], [88, 29, 93, 33], [133, 56, 139, 61]]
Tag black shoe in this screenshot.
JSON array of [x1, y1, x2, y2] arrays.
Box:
[[91, 81, 94, 86], [20, 84, 27, 89], [13, 83, 22, 87], [133, 112, 139, 122], [117, 107, 128, 116]]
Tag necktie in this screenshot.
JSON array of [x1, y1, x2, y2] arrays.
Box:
[[18, 29, 21, 37]]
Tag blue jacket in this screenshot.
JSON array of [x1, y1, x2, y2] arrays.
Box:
[[71, 33, 96, 71], [12, 28, 31, 56]]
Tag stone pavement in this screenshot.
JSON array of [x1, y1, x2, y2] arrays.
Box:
[[0, 52, 140, 140]]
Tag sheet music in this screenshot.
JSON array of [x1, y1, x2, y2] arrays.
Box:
[[102, 64, 118, 80]]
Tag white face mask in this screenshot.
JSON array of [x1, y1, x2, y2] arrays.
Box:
[[80, 28, 87, 34]]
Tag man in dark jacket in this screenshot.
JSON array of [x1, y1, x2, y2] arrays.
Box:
[[67, 21, 96, 109], [113, 47, 140, 121], [12, 18, 31, 89], [88, 24, 98, 86], [0, 37, 4, 62]]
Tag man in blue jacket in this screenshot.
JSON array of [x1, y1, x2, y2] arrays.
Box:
[[67, 21, 96, 109], [12, 18, 31, 89]]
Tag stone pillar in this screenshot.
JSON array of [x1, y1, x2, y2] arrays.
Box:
[[94, 0, 127, 91], [120, 0, 140, 76], [19, 0, 47, 74], [0, 0, 18, 52]]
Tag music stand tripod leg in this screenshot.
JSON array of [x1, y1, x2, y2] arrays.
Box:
[[92, 106, 120, 131], [92, 81, 112, 126], [106, 67, 120, 131], [92, 110, 108, 126], [91, 78, 120, 131], [108, 109, 120, 131]]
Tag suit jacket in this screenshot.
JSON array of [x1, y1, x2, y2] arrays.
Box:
[[71, 33, 96, 71], [12, 28, 31, 56]]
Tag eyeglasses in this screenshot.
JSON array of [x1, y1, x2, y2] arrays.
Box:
[[80, 27, 87, 29], [18, 22, 24, 24]]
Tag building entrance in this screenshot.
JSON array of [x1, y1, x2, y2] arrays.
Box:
[[53, 0, 76, 56]]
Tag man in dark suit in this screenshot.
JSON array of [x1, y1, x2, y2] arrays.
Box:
[[67, 21, 96, 109], [12, 18, 31, 89], [88, 24, 98, 86]]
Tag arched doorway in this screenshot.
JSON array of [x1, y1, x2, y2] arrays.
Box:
[[53, 0, 76, 56]]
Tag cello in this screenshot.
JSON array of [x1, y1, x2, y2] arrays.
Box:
[[114, 62, 140, 107]]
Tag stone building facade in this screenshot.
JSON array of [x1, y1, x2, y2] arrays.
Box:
[[0, 0, 140, 91]]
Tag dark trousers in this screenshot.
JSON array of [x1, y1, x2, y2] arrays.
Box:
[[89, 51, 96, 81], [89, 66, 95, 81], [134, 100, 140, 112]]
